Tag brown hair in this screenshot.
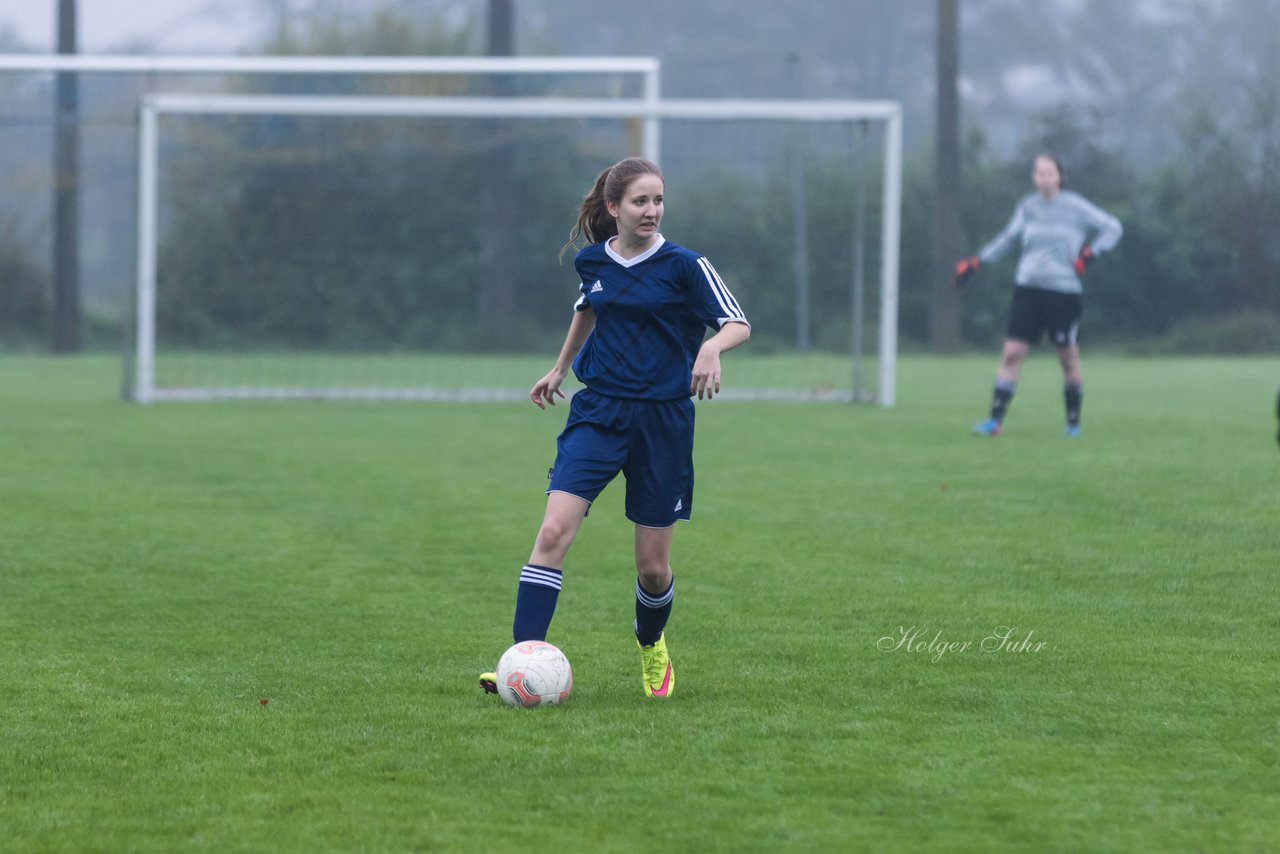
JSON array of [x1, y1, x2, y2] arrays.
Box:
[[560, 157, 664, 260]]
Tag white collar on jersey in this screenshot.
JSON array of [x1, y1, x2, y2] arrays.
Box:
[[605, 234, 665, 267]]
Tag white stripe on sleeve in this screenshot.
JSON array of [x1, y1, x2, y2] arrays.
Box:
[[696, 257, 747, 320]]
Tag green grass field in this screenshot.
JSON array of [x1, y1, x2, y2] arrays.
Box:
[[1, 354, 1277, 852]]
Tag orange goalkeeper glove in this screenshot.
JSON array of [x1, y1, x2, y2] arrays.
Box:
[[953, 256, 980, 287], [1074, 246, 1095, 275]]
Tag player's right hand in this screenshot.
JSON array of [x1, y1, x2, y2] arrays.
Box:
[[953, 257, 980, 287], [530, 371, 567, 409]]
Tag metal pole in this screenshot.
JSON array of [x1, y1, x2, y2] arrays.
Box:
[[642, 63, 660, 163], [878, 109, 903, 408], [851, 121, 869, 401], [134, 101, 158, 404]]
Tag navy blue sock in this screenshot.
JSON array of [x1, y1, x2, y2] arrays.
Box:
[[634, 577, 674, 647], [512, 564, 562, 643]]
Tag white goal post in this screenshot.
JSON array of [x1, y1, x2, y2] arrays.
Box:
[[133, 92, 903, 406], [0, 53, 661, 170]]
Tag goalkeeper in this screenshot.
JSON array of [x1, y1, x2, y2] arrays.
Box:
[[954, 153, 1122, 437]]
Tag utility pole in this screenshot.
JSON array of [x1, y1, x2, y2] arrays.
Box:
[[478, 0, 517, 346], [53, 0, 81, 352], [488, 0, 514, 59], [270, 0, 291, 43], [787, 52, 811, 353], [931, 0, 962, 353]]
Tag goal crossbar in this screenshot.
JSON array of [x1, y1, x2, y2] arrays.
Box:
[[0, 53, 661, 76], [134, 93, 902, 406], [142, 92, 902, 121]]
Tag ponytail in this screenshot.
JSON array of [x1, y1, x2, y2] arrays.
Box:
[[560, 157, 663, 261]]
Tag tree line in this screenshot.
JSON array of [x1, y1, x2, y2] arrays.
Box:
[[5, 100, 1276, 355]]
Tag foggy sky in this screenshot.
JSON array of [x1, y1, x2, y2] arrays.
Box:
[[0, 0, 264, 52]]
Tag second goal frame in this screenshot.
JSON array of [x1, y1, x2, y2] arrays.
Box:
[[135, 93, 902, 405]]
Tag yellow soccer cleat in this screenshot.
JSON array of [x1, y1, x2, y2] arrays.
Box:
[[638, 633, 674, 699], [479, 672, 498, 695]]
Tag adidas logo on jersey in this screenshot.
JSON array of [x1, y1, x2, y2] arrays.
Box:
[[589, 280, 603, 293]]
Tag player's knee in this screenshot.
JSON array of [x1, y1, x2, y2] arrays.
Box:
[[533, 519, 576, 556], [635, 559, 671, 588], [1000, 350, 1025, 371]]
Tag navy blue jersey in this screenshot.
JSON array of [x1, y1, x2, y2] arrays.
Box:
[[571, 235, 749, 401]]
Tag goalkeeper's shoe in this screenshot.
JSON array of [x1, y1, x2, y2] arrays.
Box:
[[638, 633, 674, 699], [973, 418, 1002, 437], [479, 672, 498, 695]]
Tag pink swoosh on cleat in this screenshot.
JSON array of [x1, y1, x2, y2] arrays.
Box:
[[651, 664, 672, 698]]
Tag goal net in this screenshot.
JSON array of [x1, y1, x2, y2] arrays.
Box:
[[135, 93, 901, 405], [0, 55, 900, 405]]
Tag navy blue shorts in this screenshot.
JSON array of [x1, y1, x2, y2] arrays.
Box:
[[547, 388, 695, 528]]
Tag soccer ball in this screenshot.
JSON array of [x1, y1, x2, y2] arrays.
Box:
[[495, 641, 573, 708]]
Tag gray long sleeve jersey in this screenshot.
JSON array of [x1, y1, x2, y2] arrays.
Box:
[[977, 190, 1122, 294]]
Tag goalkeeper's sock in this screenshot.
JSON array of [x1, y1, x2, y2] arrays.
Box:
[[634, 577, 674, 647], [990, 379, 1016, 423], [512, 564, 562, 643], [1064, 383, 1083, 427]]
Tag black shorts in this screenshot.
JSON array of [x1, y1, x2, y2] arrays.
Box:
[[1006, 286, 1082, 346]]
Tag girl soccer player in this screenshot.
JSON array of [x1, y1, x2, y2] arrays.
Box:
[[481, 157, 750, 699], [954, 153, 1122, 437]]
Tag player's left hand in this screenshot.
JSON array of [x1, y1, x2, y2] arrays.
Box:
[[691, 348, 722, 400], [1074, 246, 1095, 275]]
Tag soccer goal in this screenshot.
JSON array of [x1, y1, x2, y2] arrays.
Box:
[[132, 92, 902, 405]]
